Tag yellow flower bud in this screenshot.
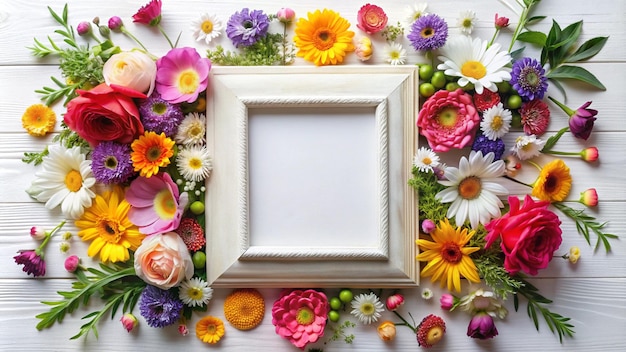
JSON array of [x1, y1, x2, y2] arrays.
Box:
[[568, 246, 581, 264], [377, 320, 396, 341]]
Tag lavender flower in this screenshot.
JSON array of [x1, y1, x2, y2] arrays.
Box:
[[226, 8, 269, 47], [472, 133, 505, 160], [467, 312, 499, 339], [510, 57, 548, 101], [139, 285, 184, 328], [14, 250, 46, 277], [568, 101, 598, 140], [138, 91, 184, 137], [91, 141, 135, 184], [407, 13, 448, 51]]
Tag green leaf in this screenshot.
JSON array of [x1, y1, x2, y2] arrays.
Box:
[[566, 36, 609, 63], [525, 15, 547, 25], [517, 31, 547, 46], [541, 127, 569, 152], [547, 65, 606, 90], [548, 78, 567, 102]]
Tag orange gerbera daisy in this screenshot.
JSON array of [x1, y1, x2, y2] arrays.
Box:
[[531, 159, 572, 202], [293, 9, 355, 66], [223, 288, 265, 330], [196, 316, 225, 344], [130, 131, 175, 177], [22, 104, 56, 136]]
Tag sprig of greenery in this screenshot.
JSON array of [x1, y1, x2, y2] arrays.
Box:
[[408, 167, 448, 223], [474, 250, 525, 299], [553, 202, 618, 252], [207, 33, 289, 66], [325, 320, 356, 344], [514, 279, 574, 343], [28, 4, 78, 57], [22, 123, 90, 165], [381, 22, 405, 42]]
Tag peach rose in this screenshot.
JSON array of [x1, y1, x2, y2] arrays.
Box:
[[356, 4, 388, 34], [103, 51, 157, 95], [134, 232, 194, 289]]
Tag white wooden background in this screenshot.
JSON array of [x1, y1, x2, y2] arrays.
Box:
[[1, 0, 625, 350]]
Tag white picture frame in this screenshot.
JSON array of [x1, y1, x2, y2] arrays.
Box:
[[205, 66, 419, 288]]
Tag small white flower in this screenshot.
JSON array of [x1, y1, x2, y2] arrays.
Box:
[[179, 277, 213, 307], [191, 13, 223, 45], [421, 288, 434, 300], [511, 134, 545, 160], [413, 147, 440, 172], [350, 292, 385, 325], [175, 112, 206, 145], [457, 10, 477, 35], [480, 103, 512, 140], [458, 288, 508, 319], [405, 3, 428, 26], [384, 42, 407, 66], [176, 145, 213, 182]]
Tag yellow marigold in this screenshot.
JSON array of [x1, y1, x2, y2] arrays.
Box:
[[531, 159, 572, 202], [293, 9, 355, 66], [22, 104, 56, 136], [223, 288, 265, 330], [130, 131, 175, 178], [196, 316, 225, 344]]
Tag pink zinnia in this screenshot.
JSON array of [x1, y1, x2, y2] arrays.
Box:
[[133, 0, 162, 26], [417, 89, 480, 152], [272, 289, 329, 350], [155, 47, 211, 104], [126, 172, 188, 235], [520, 99, 550, 136]]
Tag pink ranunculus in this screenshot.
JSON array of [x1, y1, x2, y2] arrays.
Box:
[[64, 83, 146, 146], [133, 231, 194, 289], [484, 195, 563, 275], [64, 255, 80, 273], [356, 4, 388, 34], [272, 289, 329, 350], [155, 47, 211, 104], [417, 89, 480, 152], [132, 0, 162, 26]]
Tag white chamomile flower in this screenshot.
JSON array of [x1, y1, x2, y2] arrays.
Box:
[[350, 292, 385, 325], [384, 42, 407, 66], [511, 134, 545, 160], [405, 3, 428, 25], [413, 147, 440, 172], [179, 277, 213, 307], [457, 10, 477, 35], [175, 112, 206, 145], [176, 145, 213, 182], [421, 288, 434, 300], [191, 13, 223, 45], [480, 103, 512, 140]]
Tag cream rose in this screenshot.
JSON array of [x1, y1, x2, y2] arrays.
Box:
[[103, 51, 156, 95], [133, 232, 193, 289]]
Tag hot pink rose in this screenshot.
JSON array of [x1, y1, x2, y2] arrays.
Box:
[[417, 89, 480, 152], [356, 4, 388, 34], [484, 195, 562, 275], [64, 83, 146, 146], [133, 231, 194, 289]]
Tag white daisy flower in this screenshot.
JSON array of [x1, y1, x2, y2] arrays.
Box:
[[421, 288, 434, 300], [413, 147, 440, 172], [30, 144, 96, 219], [436, 150, 508, 229], [191, 13, 223, 45], [457, 10, 477, 35], [511, 134, 545, 160], [437, 36, 511, 94], [384, 42, 407, 66], [405, 3, 428, 25], [350, 292, 385, 325], [175, 112, 206, 145], [480, 103, 512, 140], [176, 145, 213, 182], [178, 277, 213, 307]]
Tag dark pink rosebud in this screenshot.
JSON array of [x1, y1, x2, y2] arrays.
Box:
[[385, 293, 405, 311], [440, 293, 455, 310], [77, 21, 92, 36], [108, 16, 124, 31], [14, 249, 46, 277], [178, 323, 189, 336], [494, 14, 509, 29], [467, 312, 499, 339], [64, 255, 80, 273], [569, 101, 598, 140]]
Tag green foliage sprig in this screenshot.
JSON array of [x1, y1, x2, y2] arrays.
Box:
[[553, 202, 618, 252], [325, 320, 356, 345], [474, 251, 525, 299], [207, 33, 291, 66], [23, 123, 90, 165], [408, 167, 448, 223]]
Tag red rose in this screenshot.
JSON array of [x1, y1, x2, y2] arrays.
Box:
[[484, 195, 562, 275], [356, 4, 388, 34], [64, 83, 146, 146]]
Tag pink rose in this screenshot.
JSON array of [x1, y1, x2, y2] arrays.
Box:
[[484, 195, 562, 275], [356, 4, 388, 34], [64, 83, 146, 146], [133, 232, 194, 289]]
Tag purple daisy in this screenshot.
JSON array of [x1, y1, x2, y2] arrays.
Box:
[[510, 57, 548, 101], [91, 141, 135, 184], [139, 285, 184, 328], [138, 91, 184, 137], [408, 13, 448, 51], [226, 8, 269, 47], [472, 133, 505, 160], [13, 249, 46, 277]]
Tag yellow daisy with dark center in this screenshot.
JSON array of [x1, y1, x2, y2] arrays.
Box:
[[531, 159, 572, 202], [223, 288, 265, 330]]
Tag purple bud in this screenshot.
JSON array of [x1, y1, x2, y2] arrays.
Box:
[[77, 21, 92, 36], [108, 16, 124, 31]]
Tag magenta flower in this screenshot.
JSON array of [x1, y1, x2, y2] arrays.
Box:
[[126, 172, 188, 235], [132, 0, 162, 26], [385, 293, 405, 311], [440, 293, 457, 311], [64, 255, 81, 273], [549, 97, 598, 140], [108, 16, 124, 31], [77, 21, 92, 36], [120, 313, 138, 332], [467, 312, 499, 339], [421, 219, 436, 234], [14, 250, 46, 277], [155, 47, 211, 104], [272, 289, 329, 350], [494, 14, 510, 29]]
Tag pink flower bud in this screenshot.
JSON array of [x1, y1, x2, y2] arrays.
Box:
[[440, 293, 455, 310], [77, 21, 92, 36], [421, 219, 436, 234], [494, 14, 509, 29], [64, 255, 80, 273], [178, 323, 190, 336], [120, 313, 138, 333], [276, 8, 296, 24], [581, 147, 599, 162], [579, 188, 598, 207], [30, 226, 47, 241], [108, 16, 124, 30], [385, 293, 405, 311]]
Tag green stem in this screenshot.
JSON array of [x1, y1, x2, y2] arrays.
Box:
[[504, 175, 533, 188], [548, 96, 575, 116], [488, 28, 501, 48], [158, 24, 174, 48], [35, 220, 66, 257], [120, 26, 155, 58], [393, 311, 416, 333], [542, 150, 582, 157], [507, 1, 536, 52]]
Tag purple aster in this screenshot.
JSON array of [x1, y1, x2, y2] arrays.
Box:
[[407, 13, 448, 51], [138, 91, 184, 137], [91, 141, 135, 184], [226, 8, 269, 47], [472, 133, 505, 160], [139, 285, 184, 328], [14, 249, 46, 277], [510, 57, 548, 101]]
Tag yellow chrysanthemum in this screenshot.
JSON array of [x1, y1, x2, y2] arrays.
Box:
[[223, 288, 265, 330], [130, 131, 175, 178], [531, 159, 572, 202], [75, 185, 144, 263], [416, 218, 481, 293], [22, 104, 56, 136], [293, 9, 355, 66], [196, 316, 225, 344]]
